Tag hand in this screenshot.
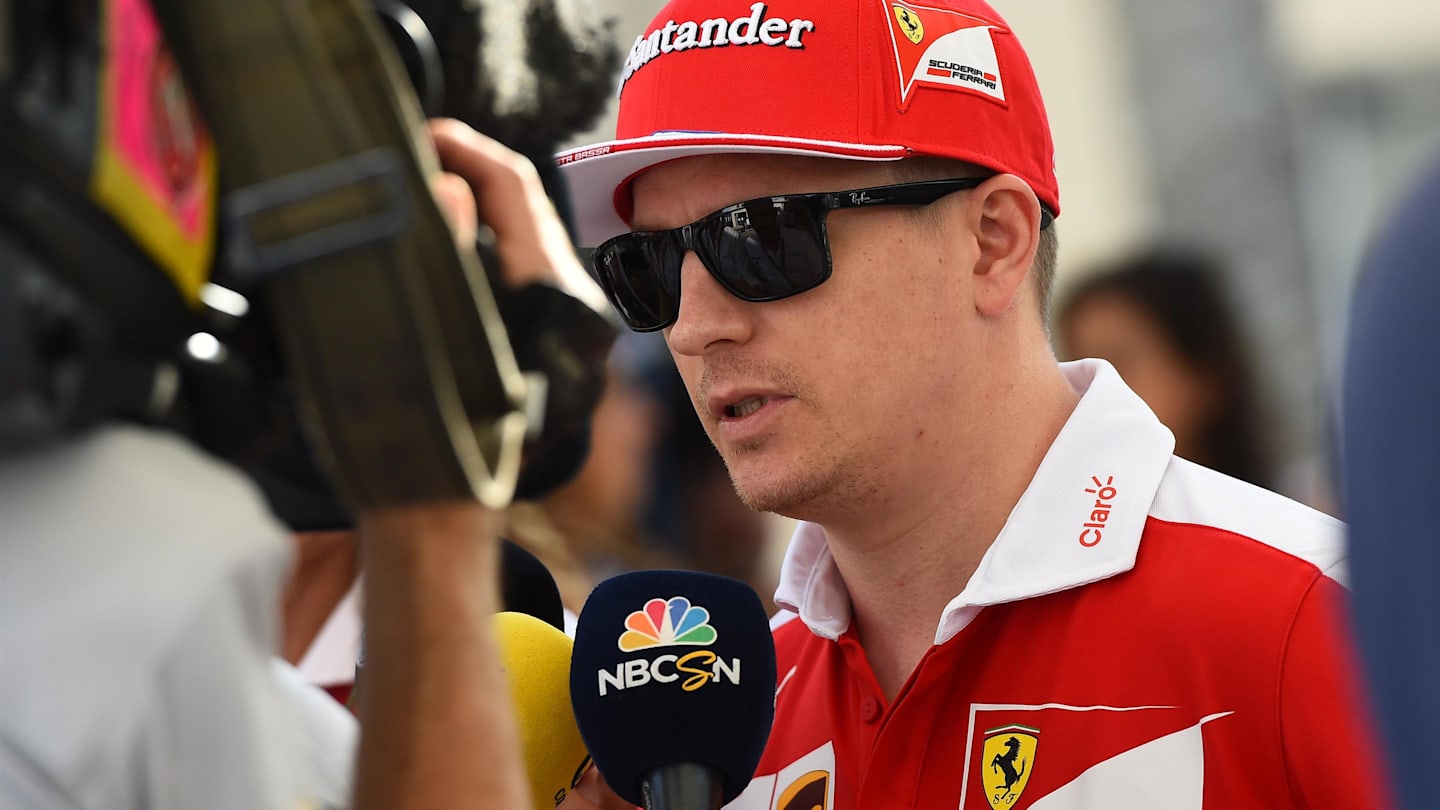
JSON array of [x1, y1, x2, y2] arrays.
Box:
[[430, 170, 480, 249], [558, 767, 637, 810], [428, 118, 609, 315]]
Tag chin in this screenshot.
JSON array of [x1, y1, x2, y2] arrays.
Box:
[[732, 483, 799, 516], [725, 456, 829, 517]]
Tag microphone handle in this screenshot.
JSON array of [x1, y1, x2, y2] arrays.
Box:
[[641, 763, 724, 810]]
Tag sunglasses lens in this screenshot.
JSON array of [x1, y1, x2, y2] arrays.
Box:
[[699, 200, 829, 301], [595, 199, 833, 331], [593, 234, 682, 331]]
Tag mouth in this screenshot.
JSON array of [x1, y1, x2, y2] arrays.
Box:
[[725, 396, 768, 419]]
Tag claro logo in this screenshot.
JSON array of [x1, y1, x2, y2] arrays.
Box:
[[598, 597, 742, 696], [1079, 475, 1117, 547]]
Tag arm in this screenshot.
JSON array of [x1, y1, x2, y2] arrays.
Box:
[[353, 502, 531, 810], [351, 130, 531, 810], [353, 121, 615, 810], [351, 123, 596, 810]]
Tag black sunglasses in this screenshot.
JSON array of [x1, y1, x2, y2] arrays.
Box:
[[592, 177, 1053, 332]]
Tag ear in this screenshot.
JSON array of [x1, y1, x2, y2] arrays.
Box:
[[969, 175, 1043, 319]]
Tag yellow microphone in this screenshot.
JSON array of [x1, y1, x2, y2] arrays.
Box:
[[494, 611, 592, 810]]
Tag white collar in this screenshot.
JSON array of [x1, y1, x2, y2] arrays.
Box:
[[774, 359, 1176, 645]]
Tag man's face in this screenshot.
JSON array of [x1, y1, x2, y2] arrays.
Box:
[[629, 155, 985, 519]]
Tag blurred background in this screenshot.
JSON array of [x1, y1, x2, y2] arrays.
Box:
[[546, 0, 1440, 608]]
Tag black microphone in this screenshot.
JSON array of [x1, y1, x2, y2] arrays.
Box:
[[500, 539, 566, 632], [569, 571, 776, 810]]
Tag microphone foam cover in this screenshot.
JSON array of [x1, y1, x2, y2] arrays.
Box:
[[569, 571, 776, 806], [494, 612, 592, 810]]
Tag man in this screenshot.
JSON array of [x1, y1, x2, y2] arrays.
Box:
[[557, 1, 1391, 806], [0, 0, 588, 806], [0, 124, 545, 810], [265, 0, 625, 701], [1344, 155, 1440, 809]]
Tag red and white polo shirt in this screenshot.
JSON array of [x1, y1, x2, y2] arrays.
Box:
[[730, 359, 1390, 810]]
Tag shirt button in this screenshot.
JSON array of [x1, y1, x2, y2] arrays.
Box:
[[861, 696, 881, 723]]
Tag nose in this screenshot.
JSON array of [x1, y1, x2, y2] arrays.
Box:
[[664, 251, 755, 357]]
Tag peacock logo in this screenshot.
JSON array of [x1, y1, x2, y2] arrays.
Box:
[[618, 597, 718, 652], [597, 597, 738, 697]]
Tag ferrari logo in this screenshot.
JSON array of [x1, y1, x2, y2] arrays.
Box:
[[981, 726, 1038, 809], [893, 5, 925, 44]]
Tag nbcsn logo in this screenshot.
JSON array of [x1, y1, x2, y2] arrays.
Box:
[[597, 597, 742, 697]]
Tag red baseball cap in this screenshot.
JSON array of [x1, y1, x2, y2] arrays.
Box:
[[556, 0, 1059, 249]]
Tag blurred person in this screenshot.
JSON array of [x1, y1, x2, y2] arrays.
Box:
[[1343, 155, 1440, 809], [555, 0, 1391, 806], [1056, 249, 1276, 489], [673, 413, 777, 605], [271, 122, 621, 704], [263, 0, 625, 690], [0, 0, 607, 808], [650, 357, 778, 607], [534, 345, 675, 602]]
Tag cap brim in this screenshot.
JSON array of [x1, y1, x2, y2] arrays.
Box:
[[555, 133, 909, 248]]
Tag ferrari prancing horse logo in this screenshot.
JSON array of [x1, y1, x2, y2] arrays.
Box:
[[893, 5, 924, 44], [981, 725, 1039, 809]]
